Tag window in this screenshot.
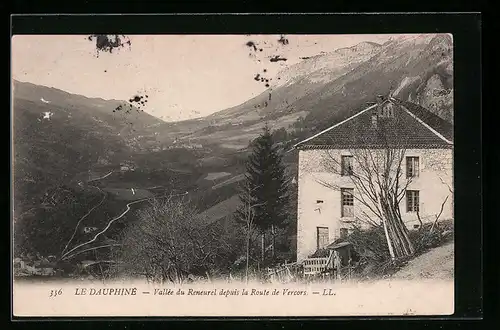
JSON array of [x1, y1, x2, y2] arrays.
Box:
[[341, 156, 354, 176], [406, 190, 420, 212], [406, 156, 420, 178], [341, 188, 354, 217], [317, 227, 329, 250], [340, 228, 349, 239]]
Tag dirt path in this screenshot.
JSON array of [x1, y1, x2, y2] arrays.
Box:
[[60, 186, 107, 256], [60, 191, 189, 261], [391, 241, 454, 281]]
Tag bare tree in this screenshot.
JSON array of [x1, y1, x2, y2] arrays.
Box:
[[113, 197, 235, 284], [235, 181, 266, 283], [429, 195, 449, 233]]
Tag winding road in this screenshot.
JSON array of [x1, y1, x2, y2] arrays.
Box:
[[60, 170, 189, 261], [87, 171, 114, 183], [61, 185, 107, 256]]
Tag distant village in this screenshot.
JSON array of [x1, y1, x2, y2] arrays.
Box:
[[14, 254, 59, 277], [150, 142, 204, 152]]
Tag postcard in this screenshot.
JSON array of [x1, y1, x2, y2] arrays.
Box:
[[11, 32, 455, 317]]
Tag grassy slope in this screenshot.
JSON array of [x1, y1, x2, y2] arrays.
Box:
[[12, 81, 193, 258]]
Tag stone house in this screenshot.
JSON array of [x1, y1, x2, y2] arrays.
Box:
[[293, 96, 453, 262], [82, 226, 98, 234], [120, 161, 136, 171]]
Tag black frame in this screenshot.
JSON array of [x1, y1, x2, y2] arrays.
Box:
[[8, 11, 483, 326]]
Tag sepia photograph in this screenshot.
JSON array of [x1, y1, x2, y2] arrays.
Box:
[[11, 32, 456, 317]]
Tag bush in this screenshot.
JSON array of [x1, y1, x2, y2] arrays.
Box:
[[347, 225, 391, 263], [335, 219, 454, 279], [408, 219, 454, 255], [113, 198, 241, 283]]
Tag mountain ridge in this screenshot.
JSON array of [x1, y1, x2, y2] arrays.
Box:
[[176, 34, 453, 150], [12, 34, 453, 156]]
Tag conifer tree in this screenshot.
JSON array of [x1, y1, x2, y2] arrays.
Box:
[[235, 124, 290, 262]]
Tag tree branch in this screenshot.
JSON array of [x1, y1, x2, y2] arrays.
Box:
[[430, 195, 449, 233]]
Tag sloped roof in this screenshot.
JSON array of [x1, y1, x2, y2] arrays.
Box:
[[394, 99, 453, 141], [294, 97, 453, 150], [326, 241, 352, 250]]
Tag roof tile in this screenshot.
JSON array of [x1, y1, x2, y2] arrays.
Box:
[[296, 98, 453, 149]]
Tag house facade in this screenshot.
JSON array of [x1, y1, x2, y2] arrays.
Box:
[[294, 97, 454, 262]]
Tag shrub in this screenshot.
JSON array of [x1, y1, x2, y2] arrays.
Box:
[[113, 198, 241, 283], [335, 219, 454, 279], [408, 219, 454, 255], [347, 225, 391, 263]]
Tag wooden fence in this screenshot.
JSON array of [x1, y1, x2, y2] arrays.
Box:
[[302, 257, 330, 276], [265, 262, 302, 283]]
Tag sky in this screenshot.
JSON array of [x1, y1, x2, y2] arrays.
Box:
[[12, 34, 400, 121]]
